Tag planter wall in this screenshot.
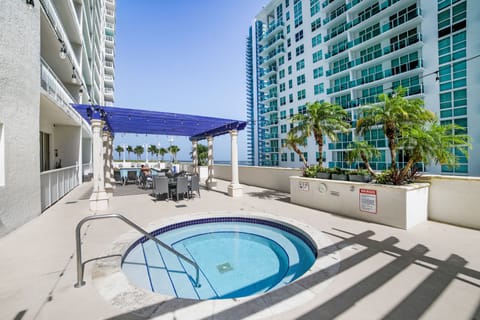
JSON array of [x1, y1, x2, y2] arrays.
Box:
[[290, 176, 429, 229]]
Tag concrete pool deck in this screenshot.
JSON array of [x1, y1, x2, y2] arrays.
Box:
[[0, 180, 479, 320]]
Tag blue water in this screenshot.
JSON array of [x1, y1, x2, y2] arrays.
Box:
[[122, 220, 316, 300]]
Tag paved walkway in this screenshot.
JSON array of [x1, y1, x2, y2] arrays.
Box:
[[0, 180, 479, 320]]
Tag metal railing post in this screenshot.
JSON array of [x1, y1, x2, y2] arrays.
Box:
[[74, 214, 200, 288]]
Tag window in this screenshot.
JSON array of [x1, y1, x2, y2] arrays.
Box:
[[0, 122, 4, 186], [289, 94, 294, 102], [279, 56, 285, 66], [281, 124, 287, 133], [297, 89, 306, 100], [313, 66, 323, 79], [279, 83, 286, 92], [311, 17, 321, 32], [280, 96, 286, 105], [280, 110, 287, 119], [281, 153, 287, 161], [287, 38, 292, 47], [288, 65, 292, 74], [288, 79, 293, 88], [303, 152, 308, 161], [286, 11, 290, 21], [295, 30, 304, 42], [310, 0, 320, 16], [314, 83, 324, 95], [279, 69, 285, 79], [312, 50, 322, 63], [289, 108, 294, 117], [312, 34, 322, 47], [296, 59, 305, 70], [287, 24, 291, 34], [297, 74, 306, 85], [290, 152, 295, 161], [294, 0, 303, 27], [295, 44, 304, 56]]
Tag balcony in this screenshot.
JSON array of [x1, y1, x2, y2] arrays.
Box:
[[259, 33, 284, 55], [346, 8, 422, 52], [326, 33, 422, 77], [260, 20, 284, 44], [40, 59, 75, 107], [260, 47, 285, 67], [323, 3, 347, 26]]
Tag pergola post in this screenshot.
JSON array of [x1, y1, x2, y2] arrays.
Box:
[[228, 129, 242, 197], [108, 133, 115, 186], [103, 131, 113, 190], [206, 135, 216, 189], [192, 140, 198, 175], [89, 119, 109, 211]]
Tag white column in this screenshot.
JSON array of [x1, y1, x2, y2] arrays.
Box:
[[122, 144, 126, 166], [78, 125, 83, 184], [145, 144, 149, 164], [206, 135, 216, 189], [89, 119, 109, 211], [228, 130, 243, 197], [108, 133, 115, 185], [103, 131, 113, 190], [192, 140, 198, 175]]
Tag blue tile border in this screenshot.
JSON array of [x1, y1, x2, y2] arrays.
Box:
[[122, 216, 318, 264]]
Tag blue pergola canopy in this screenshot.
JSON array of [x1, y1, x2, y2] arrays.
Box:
[[73, 104, 247, 141]]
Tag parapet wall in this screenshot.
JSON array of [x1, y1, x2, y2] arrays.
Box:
[[214, 165, 480, 230]]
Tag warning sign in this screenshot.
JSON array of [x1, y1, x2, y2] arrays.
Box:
[[359, 189, 377, 214]]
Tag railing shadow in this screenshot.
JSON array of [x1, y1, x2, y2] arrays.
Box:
[[104, 228, 480, 320]]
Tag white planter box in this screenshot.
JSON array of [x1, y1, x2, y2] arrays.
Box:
[[290, 176, 429, 229]]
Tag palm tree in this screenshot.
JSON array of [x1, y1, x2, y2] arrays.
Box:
[[158, 147, 168, 161], [291, 101, 350, 168], [346, 140, 380, 176], [356, 86, 435, 171], [148, 144, 158, 160], [168, 145, 180, 162], [115, 145, 124, 160], [397, 121, 471, 182], [190, 143, 208, 166], [134, 145, 144, 161], [285, 127, 308, 168], [126, 145, 133, 161]]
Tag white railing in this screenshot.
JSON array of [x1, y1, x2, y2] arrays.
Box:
[[40, 165, 80, 211], [82, 162, 92, 176]]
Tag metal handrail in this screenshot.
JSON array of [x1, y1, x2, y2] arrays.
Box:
[[74, 214, 200, 288]]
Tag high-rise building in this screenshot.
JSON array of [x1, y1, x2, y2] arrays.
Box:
[[0, 0, 115, 236], [247, 0, 479, 176]]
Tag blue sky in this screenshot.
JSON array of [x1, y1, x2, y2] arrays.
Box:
[[113, 0, 268, 161]]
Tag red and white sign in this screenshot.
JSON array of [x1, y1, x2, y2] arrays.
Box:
[[359, 188, 377, 214]]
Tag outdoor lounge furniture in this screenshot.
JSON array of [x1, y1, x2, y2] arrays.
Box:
[[113, 170, 123, 184], [170, 176, 189, 201], [188, 175, 200, 198], [153, 176, 170, 200], [125, 170, 138, 185]]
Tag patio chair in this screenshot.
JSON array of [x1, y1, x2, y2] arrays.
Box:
[[153, 176, 169, 200], [113, 170, 123, 185], [125, 170, 137, 185], [171, 176, 189, 201], [188, 175, 200, 198]]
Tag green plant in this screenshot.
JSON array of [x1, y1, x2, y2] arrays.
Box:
[[349, 169, 370, 176], [115, 145, 124, 160], [168, 145, 180, 162], [331, 167, 346, 174], [158, 147, 168, 161], [133, 145, 144, 160], [291, 101, 350, 168], [190, 143, 208, 166], [346, 141, 379, 176], [126, 145, 133, 160], [303, 165, 319, 177], [356, 86, 471, 185], [285, 127, 308, 168]]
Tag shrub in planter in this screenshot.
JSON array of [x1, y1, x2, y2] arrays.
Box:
[[303, 165, 319, 178], [348, 169, 372, 182], [331, 167, 348, 181], [316, 167, 332, 179]]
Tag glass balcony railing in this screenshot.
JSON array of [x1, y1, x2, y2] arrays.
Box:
[[326, 33, 422, 76], [260, 20, 284, 43], [327, 59, 422, 94], [260, 47, 285, 65], [40, 59, 77, 112]]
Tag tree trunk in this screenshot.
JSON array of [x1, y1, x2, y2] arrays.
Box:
[[293, 144, 308, 168], [314, 132, 324, 168], [360, 151, 377, 177]]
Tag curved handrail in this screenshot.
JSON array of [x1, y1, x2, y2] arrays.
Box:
[[74, 213, 200, 288]]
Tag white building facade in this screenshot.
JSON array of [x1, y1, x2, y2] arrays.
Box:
[[0, 0, 116, 236], [246, 0, 479, 176]]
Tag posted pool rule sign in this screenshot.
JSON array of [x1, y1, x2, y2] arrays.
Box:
[[359, 189, 377, 214]]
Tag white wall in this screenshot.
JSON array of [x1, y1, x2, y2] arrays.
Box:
[[214, 164, 302, 193], [0, 1, 41, 237], [54, 125, 81, 167], [215, 165, 479, 230]]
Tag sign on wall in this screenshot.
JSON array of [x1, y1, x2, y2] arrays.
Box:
[[299, 181, 309, 191], [359, 188, 377, 214]]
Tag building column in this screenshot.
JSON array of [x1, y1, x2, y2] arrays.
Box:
[[90, 119, 109, 211], [192, 140, 198, 175], [108, 133, 115, 185], [206, 135, 216, 189], [122, 144, 126, 166], [78, 125, 83, 184], [103, 131, 113, 190], [228, 130, 243, 197]]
